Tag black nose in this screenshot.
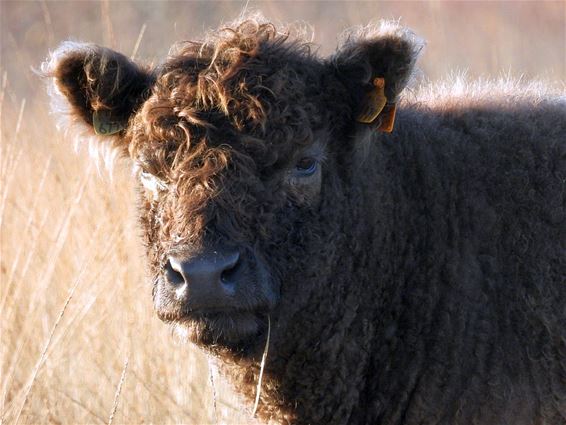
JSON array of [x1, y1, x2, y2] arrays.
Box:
[[166, 249, 241, 308]]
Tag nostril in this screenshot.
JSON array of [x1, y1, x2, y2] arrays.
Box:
[[165, 259, 185, 286], [220, 259, 241, 285]]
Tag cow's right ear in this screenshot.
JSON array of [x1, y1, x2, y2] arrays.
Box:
[[42, 42, 153, 155]]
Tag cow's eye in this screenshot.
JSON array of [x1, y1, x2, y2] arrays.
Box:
[[294, 157, 318, 177]]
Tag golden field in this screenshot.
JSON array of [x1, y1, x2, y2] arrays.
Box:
[[0, 1, 564, 424]]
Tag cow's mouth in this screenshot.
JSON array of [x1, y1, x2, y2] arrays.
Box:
[[163, 309, 269, 347], [152, 247, 278, 348]]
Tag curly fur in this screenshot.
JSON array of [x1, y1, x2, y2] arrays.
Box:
[[44, 15, 566, 425]]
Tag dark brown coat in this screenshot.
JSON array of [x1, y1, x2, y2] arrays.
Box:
[[44, 17, 566, 425]]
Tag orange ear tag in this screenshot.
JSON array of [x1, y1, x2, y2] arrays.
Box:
[[356, 77, 397, 133], [376, 103, 396, 133], [356, 77, 387, 124]]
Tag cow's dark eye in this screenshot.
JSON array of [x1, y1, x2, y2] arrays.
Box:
[[294, 157, 318, 177]]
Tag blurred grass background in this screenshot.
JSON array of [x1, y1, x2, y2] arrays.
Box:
[[1, 1, 564, 424]]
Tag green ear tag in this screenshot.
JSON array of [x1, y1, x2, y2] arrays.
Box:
[[93, 110, 126, 136]]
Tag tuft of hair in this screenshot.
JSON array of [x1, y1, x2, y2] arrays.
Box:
[[156, 12, 316, 134], [405, 74, 566, 110]]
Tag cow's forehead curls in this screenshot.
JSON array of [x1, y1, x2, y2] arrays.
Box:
[[140, 19, 324, 133], [127, 23, 329, 178]]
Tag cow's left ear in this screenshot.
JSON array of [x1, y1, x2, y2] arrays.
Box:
[[42, 42, 153, 153], [330, 21, 424, 132]]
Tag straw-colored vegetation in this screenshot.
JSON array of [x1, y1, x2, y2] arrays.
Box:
[[1, 1, 564, 424]]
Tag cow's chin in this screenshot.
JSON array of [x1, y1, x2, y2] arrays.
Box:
[[169, 311, 267, 349]]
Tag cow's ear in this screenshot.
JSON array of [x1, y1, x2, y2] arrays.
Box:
[[42, 42, 153, 154], [330, 22, 424, 132]]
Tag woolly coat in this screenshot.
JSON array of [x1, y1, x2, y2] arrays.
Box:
[[219, 81, 566, 425], [44, 17, 566, 425]]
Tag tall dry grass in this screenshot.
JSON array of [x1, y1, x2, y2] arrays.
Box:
[[0, 1, 564, 424]]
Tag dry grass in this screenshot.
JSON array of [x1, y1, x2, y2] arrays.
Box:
[[0, 1, 564, 424]]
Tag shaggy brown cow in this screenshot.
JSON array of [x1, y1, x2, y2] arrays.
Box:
[[44, 17, 566, 425]]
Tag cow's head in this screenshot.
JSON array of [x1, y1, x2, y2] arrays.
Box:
[[44, 19, 421, 353]]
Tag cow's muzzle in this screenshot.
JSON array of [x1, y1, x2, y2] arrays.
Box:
[[165, 248, 242, 310], [154, 245, 278, 345]]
